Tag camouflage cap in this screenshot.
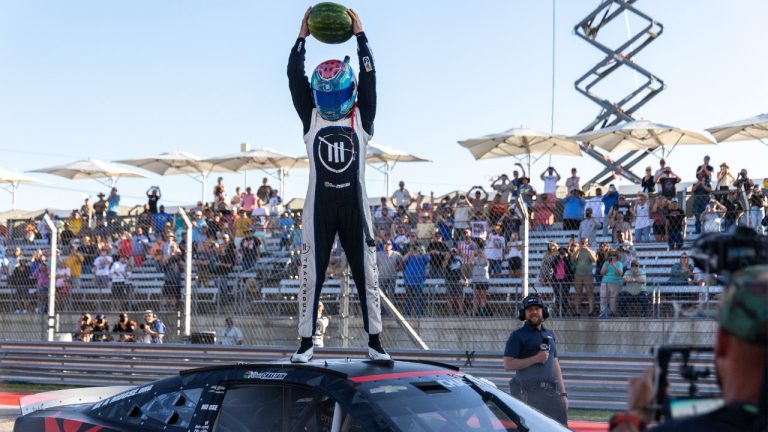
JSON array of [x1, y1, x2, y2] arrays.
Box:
[[718, 265, 768, 346]]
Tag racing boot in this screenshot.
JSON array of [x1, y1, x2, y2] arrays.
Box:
[[290, 337, 314, 363], [367, 333, 391, 361]]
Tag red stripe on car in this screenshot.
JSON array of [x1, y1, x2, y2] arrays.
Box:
[[349, 370, 456, 383]]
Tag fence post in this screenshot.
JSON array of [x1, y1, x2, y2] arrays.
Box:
[[178, 208, 193, 337], [44, 214, 58, 342], [340, 266, 350, 348], [518, 196, 531, 298]]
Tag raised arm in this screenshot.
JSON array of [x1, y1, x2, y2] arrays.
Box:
[[287, 7, 315, 134], [350, 9, 376, 136]]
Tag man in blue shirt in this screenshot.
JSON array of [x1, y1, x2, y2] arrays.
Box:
[[106, 187, 120, 226], [504, 295, 568, 425], [562, 189, 586, 231], [152, 205, 174, 236], [402, 245, 430, 317]]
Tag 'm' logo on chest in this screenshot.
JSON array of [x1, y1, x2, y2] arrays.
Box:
[[315, 128, 357, 174]]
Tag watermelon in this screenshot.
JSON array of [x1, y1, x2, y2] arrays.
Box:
[[308, 2, 353, 44]]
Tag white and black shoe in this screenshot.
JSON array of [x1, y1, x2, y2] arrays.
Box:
[[290, 338, 314, 363], [367, 337, 392, 362]]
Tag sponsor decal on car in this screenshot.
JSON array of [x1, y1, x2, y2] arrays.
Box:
[[91, 385, 153, 410], [369, 385, 408, 395], [243, 370, 288, 380]]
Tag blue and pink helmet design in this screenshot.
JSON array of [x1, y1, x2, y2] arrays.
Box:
[[311, 58, 357, 121]]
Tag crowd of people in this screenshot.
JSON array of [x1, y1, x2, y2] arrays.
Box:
[[0, 161, 766, 318], [74, 310, 165, 343]]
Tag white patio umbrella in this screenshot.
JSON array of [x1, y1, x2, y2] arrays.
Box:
[[706, 113, 768, 145], [570, 120, 717, 157], [366, 141, 431, 197], [204, 148, 306, 197], [29, 158, 148, 187], [0, 168, 46, 210], [457, 127, 581, 176], [115, 151, 235, 202]]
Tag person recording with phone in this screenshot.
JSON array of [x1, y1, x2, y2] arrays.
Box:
[[503, 295, 568, 425]]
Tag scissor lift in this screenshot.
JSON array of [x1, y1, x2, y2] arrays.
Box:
[[574, 0, 665, 186]]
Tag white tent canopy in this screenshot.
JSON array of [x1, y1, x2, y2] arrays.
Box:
[[570, 120, 717, 156], [29, 158, 147, 187], [0, 168, 45, 210], [366, 141, 431, 197], [706, 113, 768, 144]]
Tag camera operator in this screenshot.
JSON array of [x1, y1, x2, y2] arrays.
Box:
[[91, 314, 111, 342], [610, 240, 767, 430], [503, 295, 568, 425], [112, 312, 137, 342], [139, 310, 165, 344], [76, 313, 95, 342]]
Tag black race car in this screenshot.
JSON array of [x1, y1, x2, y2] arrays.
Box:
[[15, 359, 569, 431]]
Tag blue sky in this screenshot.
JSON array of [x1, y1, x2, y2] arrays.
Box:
[[0, 1, 766, 211]]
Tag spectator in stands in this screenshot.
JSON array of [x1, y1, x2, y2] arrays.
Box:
[[81, 197, 94, 228], [701, 199, 726, 233], [93, 192, 107, 224], [240, 230, 261, 270], [565, 168, 580, 194], [505, 232, 523, 278], [240, 186, 256, 213], [531, 194, 555, 231], [140, 310, 165, 344], [64, 245, 84, 296], [376, 240, 403, 306], [610, 195, 634, 228], [426, 231, 450, 278], [445, 248, 466, 315], [572, 238, 596, 317], [651, 196, 669, 242], [602, 185, 620, 235], [586, 188, 606, 234], [668, 253, 694, 284], [497, 201, 523, 241], [539, 241, 558, 294], [10, 258, 33, 313], [106, 187, 120, 226], [540, 167, 561, 203], [146, 186, 161, 214], [218, 317, 245, 346], [311, 304, 329, 348], [433, 208, 454, 243], [491, 174, 515, 203], [518, 176, 536, 209], [152, 205, 173, 236], [36, 217, 49, 242], [230, 186, 242, 211], [372, 196, 390, 218], [666, 199, 686, 250], [391, 226, 409, 252], [722, 190, 744, 231], [619, 260, 648, 317], [55, 255, 71, 310], [135, 204, 152, 236], [510, 169, 524, 198], [68, 210, 83, 237], [391, 180, 413, 210], [93, 247, 112, 298], [467, 186, 489, 214], [612, 213, 633, 245], [653, 159, 667, 193], [485, 226, 505, 278], [469, 210, 488, 244], [117, 232, 133, 262], [747, 184, 766, 234], [374, 206, 394, 235], [453, 196, 473, 242], [231, 210, 250, 249], [487, 193, 508, 226], [641, 167, 655, 195], [58, 222, 75, 247], [633, 193, 653, 243], [691, 172, 714, 234], [403, 244, 429, 317], [599, 250, 623, 318], [216, 234, 238, 303], [112, 313, 137, 342], [716, 162, 735, 200], [78, 235, 96, 274], [32, 256, 48, 313], [550, 247, 574, 317], [277, 211, 295, 250], [76, 313, 95, 342], [696, 155, 714, 186], [131, 228, 149, 268], [470, 248, 491, 316], [657, 166, 681, 199], [267, 189, 282, 217], [256, 177, 272, 203], [562, 189, 586, 231], [457, 229, 478, 283], [110, 255, 131, 311], [213, 176, 227, 204]]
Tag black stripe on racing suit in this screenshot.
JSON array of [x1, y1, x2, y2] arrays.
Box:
[[287, 32, 382, 339]]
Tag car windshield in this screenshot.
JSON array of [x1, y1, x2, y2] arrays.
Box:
[[358, 375, 567, 432]]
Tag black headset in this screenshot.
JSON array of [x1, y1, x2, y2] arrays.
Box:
[[517, 294, 550, 321]]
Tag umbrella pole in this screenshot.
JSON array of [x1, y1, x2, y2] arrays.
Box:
[[278, 168, 285, 198], [11, 181, 18, 211], [386, 162, 392, 199]]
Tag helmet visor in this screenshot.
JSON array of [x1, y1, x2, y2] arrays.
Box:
[[313, 84, 355, 111]]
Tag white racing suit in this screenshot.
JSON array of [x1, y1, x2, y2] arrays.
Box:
[[288, 32, 382, 339]]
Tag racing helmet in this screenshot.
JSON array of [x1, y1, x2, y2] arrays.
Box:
[[311, 57, 357, 121]]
